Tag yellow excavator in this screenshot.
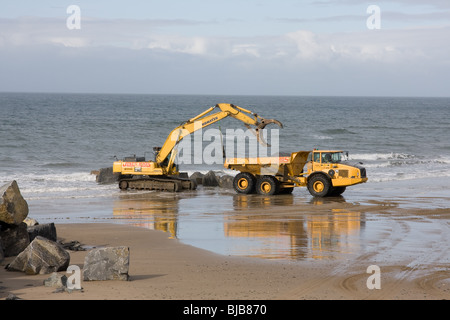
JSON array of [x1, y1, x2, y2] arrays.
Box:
[[113, 103, 283, 192]]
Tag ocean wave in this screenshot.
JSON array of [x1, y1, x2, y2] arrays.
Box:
[[321, 128, 356, 135], [312, 134, 333, 140], [350, 152, 417, 161], [38, 162, 84, 168], [367, 169, 450, 183]]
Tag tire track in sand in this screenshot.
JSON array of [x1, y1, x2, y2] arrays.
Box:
[[340, 217, 450, 300], [276, 215, 410, 300]]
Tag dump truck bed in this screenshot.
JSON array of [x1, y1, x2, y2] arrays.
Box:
[[224, 151, 312, 176]]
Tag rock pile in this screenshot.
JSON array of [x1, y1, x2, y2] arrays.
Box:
[[93, 167, 236, 190], [0, 180, 70, 273], [189, 171, 234, 189], [95, 167, 120, 185], [0, 180, 131, 298]]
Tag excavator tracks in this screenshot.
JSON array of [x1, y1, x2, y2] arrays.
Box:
[[118, 176, 196, 192]]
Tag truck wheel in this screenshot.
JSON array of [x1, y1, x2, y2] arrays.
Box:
[[119, 180, 128, 190], [329, 186, 346, 196], [233, 172, 256, 194], [307, 175, 331, 197], [256, 176, 280, 195], [279, 187, 294, 194]]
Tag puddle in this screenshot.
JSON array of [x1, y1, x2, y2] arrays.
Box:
[[111, 188, 377, 261], [30, 181, 450, 263]]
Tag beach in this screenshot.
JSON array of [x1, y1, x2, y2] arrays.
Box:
[[1, 182, 449, 301], [1, 94, 449, 301]]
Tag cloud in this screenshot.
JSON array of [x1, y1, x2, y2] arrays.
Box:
[[311, 0, 450, 9], [3, 16, 448, 64], [0, 16, 215, 48], [0, 16, 449, 96], [274, 10, 450, 24]]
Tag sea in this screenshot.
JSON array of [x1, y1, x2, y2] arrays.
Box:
[[1, 92, 450, 260]]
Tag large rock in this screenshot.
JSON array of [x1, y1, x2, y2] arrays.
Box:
[[0, 222, 30, 257], [202, 171, 219, 187], [189, 172, 205, 185], [44, 272, 68, 288], [28, 223, 57, 242], [7, 236, 70, 275], [0, 180, 29, 225], [23, 217, 39, 227], [218, 175, 234, 189], [96, 167, 119, 185], [83, 246, 130, 281]]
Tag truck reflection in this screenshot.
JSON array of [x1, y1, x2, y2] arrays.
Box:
[[229, 194, 363, 260], [111, 191, 364, 260]]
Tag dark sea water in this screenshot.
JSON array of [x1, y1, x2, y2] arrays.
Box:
[[1, 92, 449, 200]]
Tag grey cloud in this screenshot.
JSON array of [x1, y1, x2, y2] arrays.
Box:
[[1, 16, 449, 97], [310, 0, 450, 9], [273, 10, 450, 24]]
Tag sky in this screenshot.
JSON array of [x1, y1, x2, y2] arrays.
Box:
[[0, 0, 449, 97]]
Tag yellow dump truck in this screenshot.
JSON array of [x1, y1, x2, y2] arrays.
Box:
[[224, 150, 368, 197]]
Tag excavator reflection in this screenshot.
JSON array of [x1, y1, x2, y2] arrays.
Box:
[[112, 193, 180, 239]]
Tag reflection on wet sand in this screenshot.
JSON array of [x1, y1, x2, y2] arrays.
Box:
[[229, 194, 364, 260], [112, 192, 180, 239], [111, 190, 364, 261]]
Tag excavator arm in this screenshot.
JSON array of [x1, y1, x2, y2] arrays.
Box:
[[155, 103, 283, 165]]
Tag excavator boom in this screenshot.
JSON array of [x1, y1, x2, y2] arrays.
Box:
[[156, 103, 283, 165], [113, 103, 283, 192]]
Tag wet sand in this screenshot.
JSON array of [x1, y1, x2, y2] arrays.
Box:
[[1, 184, 449, 300]]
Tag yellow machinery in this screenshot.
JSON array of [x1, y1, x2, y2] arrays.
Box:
[[224, 150, 368, 197], [113, 103, 282, 192]]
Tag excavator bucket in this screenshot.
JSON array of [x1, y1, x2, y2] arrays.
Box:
[[249, 118, 284, 147]]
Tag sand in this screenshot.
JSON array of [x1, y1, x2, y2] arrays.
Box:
[[1, 213, 449, 301], [1, 180, 450, 302]]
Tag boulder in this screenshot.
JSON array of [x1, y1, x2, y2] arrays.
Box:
[[96, 167, 119, 185], [0, 222, 30, 257], [23, 217, 39, 227], [177, 172, 189, 179], [189, 172, 205, 185], [202, 171, 219, 187], [218, 175, 234, 189], [0, 180, 29, 225], [59, 240, 86, 251], [5, 293, 22, 300], [28, 223, 57, 242], [83, 246, 130, 281], [44, 272, 68, 288], [7, 236, 70, 275]]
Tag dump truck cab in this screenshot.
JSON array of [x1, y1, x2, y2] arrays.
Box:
[[304, 150, 368, 197]]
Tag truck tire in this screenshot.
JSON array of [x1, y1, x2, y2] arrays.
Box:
[[256, 176, 280, 195], [329, 186, 346, 196], [119, 180, 129, 190], [233, 172, 256, 194], [279, 187, 294, 194], [307, 174, 332, 197]]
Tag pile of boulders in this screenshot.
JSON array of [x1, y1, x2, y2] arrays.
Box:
[[0, 181, 70, 275], [94, 166, 235, 189], [0, 180, 130, 297], [189, 171, 234, 189]]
